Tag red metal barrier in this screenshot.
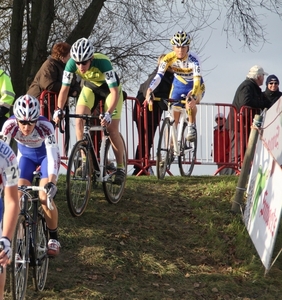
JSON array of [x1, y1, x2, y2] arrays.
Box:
[[38, 90, 261, 176]]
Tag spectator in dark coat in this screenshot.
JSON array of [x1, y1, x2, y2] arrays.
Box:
[[27, 42, 81, 118], [132, 54, 174, 175], [263, 74, 282, 109], [227, 65, 269, 174]]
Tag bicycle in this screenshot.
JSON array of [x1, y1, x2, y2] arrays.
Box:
[[64, 113, 127, 217], [10, 171, 51, 300], [156, 97, 197, 179]]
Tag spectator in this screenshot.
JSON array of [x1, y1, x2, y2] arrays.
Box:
[[213, 113, 230, 175], [227, 65, 269, 174], [0, 141, 19, 299], [263, 74, 282, 109], [132, 54, 174, 176], [0, 69, 15, 130], [27, 42, 81, 119]]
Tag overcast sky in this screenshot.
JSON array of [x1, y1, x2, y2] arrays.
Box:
[[200, 10, 281, 105]]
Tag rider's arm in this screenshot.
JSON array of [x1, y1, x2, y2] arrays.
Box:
[[57, 68, 74, 109], [190, 52, 202, 102], [1, 119, 13, 144], [146, 73, 163, 101], [57, 85, 70, 110], [45, 133, 60, 181], [1, 153, 19, 242], [191, 75, 201, 103]]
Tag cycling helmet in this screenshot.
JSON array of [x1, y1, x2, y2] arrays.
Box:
[[13, 94, 40, 121], [70, 38, 94, 62], [170, 31, 191, 46]]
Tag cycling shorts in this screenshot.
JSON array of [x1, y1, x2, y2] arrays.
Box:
[[77, 84, 124, 119], [170, 77, 205, 107], [18, 148, 48, 183]]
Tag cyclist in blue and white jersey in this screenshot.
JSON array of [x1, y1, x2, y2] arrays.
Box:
[[53, 38, 126, 184], [146, 30, 205, 142], [2, 95, 61, 257], [0, 141, 19, 299]]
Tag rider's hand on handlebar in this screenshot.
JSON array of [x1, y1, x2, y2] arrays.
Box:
[[100, 112, 112, 126], [53, 108, 65, 123], [44, 182, 57, 199], [0, 237, 11, 261]]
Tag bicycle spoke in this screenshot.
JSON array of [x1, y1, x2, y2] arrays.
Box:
[[66, 140, 92, 217], [103, 134, 127, 204], [156, 118, 171, 179], [178, 123, 197, 176]]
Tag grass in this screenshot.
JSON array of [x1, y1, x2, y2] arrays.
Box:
[[5, 175, 282, 300]]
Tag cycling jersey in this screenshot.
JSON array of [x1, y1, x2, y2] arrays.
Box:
[[62, 53, 123, 119], [62, 53, 119, 88], [2, 116, 60, 182], [149, 51, 205, 100], [0, 140, 19, 221]]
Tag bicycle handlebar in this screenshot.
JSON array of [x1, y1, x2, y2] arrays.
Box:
[[18, 185, 54, 210], [18, 185, 47, 193]]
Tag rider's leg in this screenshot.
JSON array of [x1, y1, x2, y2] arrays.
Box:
[[39, 177, 59, 234], [75, 86, 94, 141], [106, 119, 124, 167]]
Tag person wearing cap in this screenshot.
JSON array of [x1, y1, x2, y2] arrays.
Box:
[[213, 113, 230, 175], [227, 65, 270, 174], [263, 74, 282, 109]]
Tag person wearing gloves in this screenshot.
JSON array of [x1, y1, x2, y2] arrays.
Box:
[[2, 94, 61, 257]]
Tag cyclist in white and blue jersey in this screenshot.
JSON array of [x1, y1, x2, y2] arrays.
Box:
[[0, 140, 19, 300], [146, 30, 205, 142], [2, 95, 61, 257]]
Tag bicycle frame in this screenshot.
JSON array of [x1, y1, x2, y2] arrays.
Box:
[[156, 99, 197, 179], [167, 105, 188, 156], [82, 121, 111, 183], [65, 113, 127, 216]]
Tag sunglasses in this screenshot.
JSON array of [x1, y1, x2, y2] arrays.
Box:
[[18, 120, 37, 126], [269, 82, 278, 85], [76, 60, 89, 66], [216, 117, 224, 121]]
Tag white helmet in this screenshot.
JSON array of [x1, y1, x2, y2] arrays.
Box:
[[170, 31, 191, 47], [70, 38, 94, 62], [13, 94, 40, 121]]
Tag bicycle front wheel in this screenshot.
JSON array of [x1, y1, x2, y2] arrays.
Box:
[[10, 214, 29, 300], [178, 123, 197, 176], [33, 210, 49, 291], [156, 118, 171, 179], [103, 134, 127, 204], [66, 140, 93, 217]]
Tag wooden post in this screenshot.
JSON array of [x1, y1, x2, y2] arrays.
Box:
[[231, 114, 263, 213]]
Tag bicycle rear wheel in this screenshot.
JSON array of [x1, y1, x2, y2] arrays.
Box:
[[10, 214, 29, 300], [66, 140, 93, 217], [178, 122, 197, 176], [103, 134, 127, 204], [33, 210, 49, 291], [156, 118, 171, 179]]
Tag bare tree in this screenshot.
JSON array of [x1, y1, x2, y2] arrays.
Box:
[[0, 0, 281, 97]]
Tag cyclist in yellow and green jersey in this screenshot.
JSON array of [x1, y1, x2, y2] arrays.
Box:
[[146, 31, 205, 142], [53, 38, 125, 184], [0, 69, 15, 130]]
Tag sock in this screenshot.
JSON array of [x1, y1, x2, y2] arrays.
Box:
[[117, 164, 124, 169], [48, 228, 58, 240]]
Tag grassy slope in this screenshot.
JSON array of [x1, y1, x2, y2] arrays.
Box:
[[5, 175, 282, 300]]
